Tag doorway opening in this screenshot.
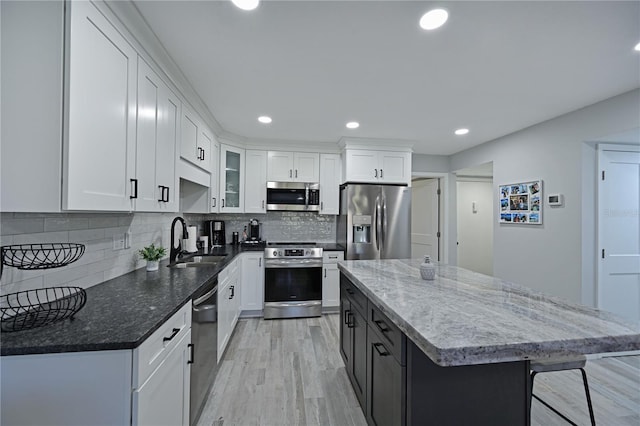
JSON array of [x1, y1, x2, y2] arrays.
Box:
[[455, 162, 494, 275]]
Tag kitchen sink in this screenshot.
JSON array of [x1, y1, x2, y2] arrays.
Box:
[[168, 255, 227, 268]]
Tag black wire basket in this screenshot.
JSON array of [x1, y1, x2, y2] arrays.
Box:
[[1, 243, 86, 271], [0, 287, 87, 332]]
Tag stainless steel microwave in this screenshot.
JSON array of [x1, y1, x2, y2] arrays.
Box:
[[266, 182, 320, 211]]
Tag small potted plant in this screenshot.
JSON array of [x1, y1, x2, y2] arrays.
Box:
[[138, 244, 166, 271]]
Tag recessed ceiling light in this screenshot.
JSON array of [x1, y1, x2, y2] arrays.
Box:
[[346, 122, 360, 129], [258, 116, 272, 124], [419, 9, 449, 30], [454, 128, 469, 135], [635, 42, 640, 52], [231, 0, 260, 11]]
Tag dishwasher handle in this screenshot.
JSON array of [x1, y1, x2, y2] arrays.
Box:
[[193, 284, 218, 307]]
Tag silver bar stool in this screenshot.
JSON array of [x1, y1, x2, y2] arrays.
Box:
[[530, 356, 596, 426]]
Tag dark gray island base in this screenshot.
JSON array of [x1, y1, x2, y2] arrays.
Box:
[[340, 273, 530, 425], [338, 259, 640, 426]]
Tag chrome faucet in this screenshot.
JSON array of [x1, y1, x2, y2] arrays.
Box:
[[170, 216, 189, 263]]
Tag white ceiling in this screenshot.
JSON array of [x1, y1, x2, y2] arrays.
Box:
[[133, 0, 640, 155]]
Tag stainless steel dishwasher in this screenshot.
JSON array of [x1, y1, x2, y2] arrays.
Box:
[[190, 279, 218, 425]]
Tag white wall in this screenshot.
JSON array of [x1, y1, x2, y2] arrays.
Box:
[[450, 89, 640, 304], [456, 180, 493, 275]]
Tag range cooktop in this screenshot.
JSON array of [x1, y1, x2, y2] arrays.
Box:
[[267, 242, 317, 247]]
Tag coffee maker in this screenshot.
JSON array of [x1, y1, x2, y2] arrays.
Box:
[[248, 218, 261, 241], [204, 220, 225, 247]]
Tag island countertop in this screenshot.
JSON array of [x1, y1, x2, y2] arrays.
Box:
[[338, 259, 640, 367]]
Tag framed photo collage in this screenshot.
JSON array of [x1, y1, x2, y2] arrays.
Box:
[[499, 179, 542, 225]]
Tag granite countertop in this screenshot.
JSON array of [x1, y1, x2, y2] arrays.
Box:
[[0, 245, 264, 356], [338, 258, 640, 367]]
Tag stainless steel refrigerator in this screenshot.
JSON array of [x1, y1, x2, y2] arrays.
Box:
[[337, 183, 411, 260]]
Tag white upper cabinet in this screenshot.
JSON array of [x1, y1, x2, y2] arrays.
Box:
[[267, 151, 319, 182], [343, 149, 411, 185], [64, 0, 137, 211], [244, 150, 268, 214], [319, 154, 340, 215], [209, 138, 220, 213], [219, 144, 245, 213], [180, 105, 211, 173], [1, 0, 64, 212], [134, 57, 179, 212]]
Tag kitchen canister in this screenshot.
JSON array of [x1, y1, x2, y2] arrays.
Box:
[[420, 255, 436, 280]]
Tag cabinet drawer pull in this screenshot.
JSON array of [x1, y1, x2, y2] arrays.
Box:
[[163, 327, 180, 342], [130, 179, 138, 199], [373, 342, 390, 356], [329, 255, 338, 259], [188, 343, 194, 364], [346, 288, 354, 295], [374, 319, 390, 333]]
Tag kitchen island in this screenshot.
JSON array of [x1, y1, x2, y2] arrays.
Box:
[[338, 258, 640, 425]]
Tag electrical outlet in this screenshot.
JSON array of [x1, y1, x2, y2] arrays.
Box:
[[113, 234, 125, 250]]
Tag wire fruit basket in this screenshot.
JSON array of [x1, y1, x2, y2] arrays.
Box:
[[1, 287, 87, 332], [0, 243, 87, 331]]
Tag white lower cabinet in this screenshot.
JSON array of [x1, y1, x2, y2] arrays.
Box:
[[218, 258, 241, 361], [0, 303, 192, 426], [322, 251, 344, 309], [241, 252, 265, 313], [133, 330, 191, 426]]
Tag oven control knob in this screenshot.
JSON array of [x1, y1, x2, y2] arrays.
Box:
[[273, 250, 278, 257], [305, 250, 310, 256]]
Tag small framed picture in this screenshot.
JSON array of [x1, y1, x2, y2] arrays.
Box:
[[499, 179, 542, 225]]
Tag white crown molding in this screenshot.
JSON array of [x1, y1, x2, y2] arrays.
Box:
[[338, 137, 414, 152], [100, 0, 224, 135]]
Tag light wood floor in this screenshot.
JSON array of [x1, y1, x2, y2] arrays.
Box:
[[197, 315, 640, 426]]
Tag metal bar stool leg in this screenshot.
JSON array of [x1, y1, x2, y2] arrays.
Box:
[[530, 370, 587, 426], [579, 368, 596, 426]]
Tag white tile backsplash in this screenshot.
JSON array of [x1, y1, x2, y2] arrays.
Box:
[[0, 210, 337, 295]]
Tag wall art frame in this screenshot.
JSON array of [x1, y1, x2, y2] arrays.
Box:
[[499, 179, 542, 225]]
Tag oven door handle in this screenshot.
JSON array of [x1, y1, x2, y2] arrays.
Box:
[[264, 259, 323, 268]]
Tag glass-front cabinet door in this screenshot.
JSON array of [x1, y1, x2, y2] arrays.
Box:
[[219, 144, 245, 213]]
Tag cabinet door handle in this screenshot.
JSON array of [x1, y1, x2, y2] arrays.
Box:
[[380, 169, 383, 178], [202, 149, 205, 161], [374, 319, 390, 333], [374, 169, 378, 178], [373, 342, 390, 356], [130, 179, 138, 199], [289, 169, 292, 178], [222, 198, 225, 208], [321, 201, 323, 210], [229, 285, 234, 299], [324, 268, 327, 278], [164, 186, 170, 202], [343, 309, 351, 325], [188, 343, 194, 364], [262, 200, 265, 209], [163, 327, 180, 342], [158, 185, 165, 202], [346, 288, 354, 295], [259, 258, 261, 267], [347, 312, 354, 328], [212, 197, 216, 207], [295, 169, 298, 178]]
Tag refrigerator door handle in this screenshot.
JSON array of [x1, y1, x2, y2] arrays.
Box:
[[375, 195, 382, 251], [381, 195, 387, 252]]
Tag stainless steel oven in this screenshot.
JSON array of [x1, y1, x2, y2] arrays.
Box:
[[264, 243, 323, 319]]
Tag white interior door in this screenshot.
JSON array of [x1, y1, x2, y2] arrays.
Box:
[[457, 179, 493, 276], [411, 179, 439, 260], [598, 145, 640, 323]]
